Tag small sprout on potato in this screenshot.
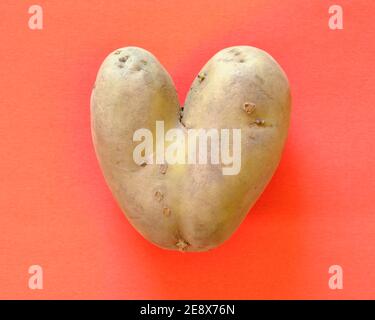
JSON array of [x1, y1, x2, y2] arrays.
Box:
[[140, 59, 147, 65], [154, 191, 164, 202], [140, 161, 147, 167], [159, 163, 168, 174], [163, 207, 171, 217], [243, 102, 256, 114], [197, 72, 206, 83], [175, 239, 189, 251]]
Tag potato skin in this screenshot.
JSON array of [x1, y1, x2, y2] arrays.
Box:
[[91, 46, 290, 252]]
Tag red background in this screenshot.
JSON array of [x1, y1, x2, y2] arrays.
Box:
[[0, 0, 374, 299]]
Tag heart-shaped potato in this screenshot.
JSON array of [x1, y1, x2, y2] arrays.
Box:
[[91, 46, 290, 252]]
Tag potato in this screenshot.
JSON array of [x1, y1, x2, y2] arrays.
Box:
[[91, 46, 290, 252]]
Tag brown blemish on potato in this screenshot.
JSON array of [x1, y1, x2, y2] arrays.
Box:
[[239, 59, 245, 63], [140, 59, 147, 65], [243, 102, 256, 114], [175, 239, 190, 251], [197, 72, 206, 83], [119, 55, 129, 63], [159, 163, 168, 174], [114, 50, 122, 55], [163, 207, 171, 217], [154, 191, 164, 202], [116, 55, 129, 69], [178, 108, 184, 122]]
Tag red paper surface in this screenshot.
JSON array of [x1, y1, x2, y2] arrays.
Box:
[[0, 0, 374, 299]]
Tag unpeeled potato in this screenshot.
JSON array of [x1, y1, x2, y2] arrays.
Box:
[[91, 46, 290, 251]]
